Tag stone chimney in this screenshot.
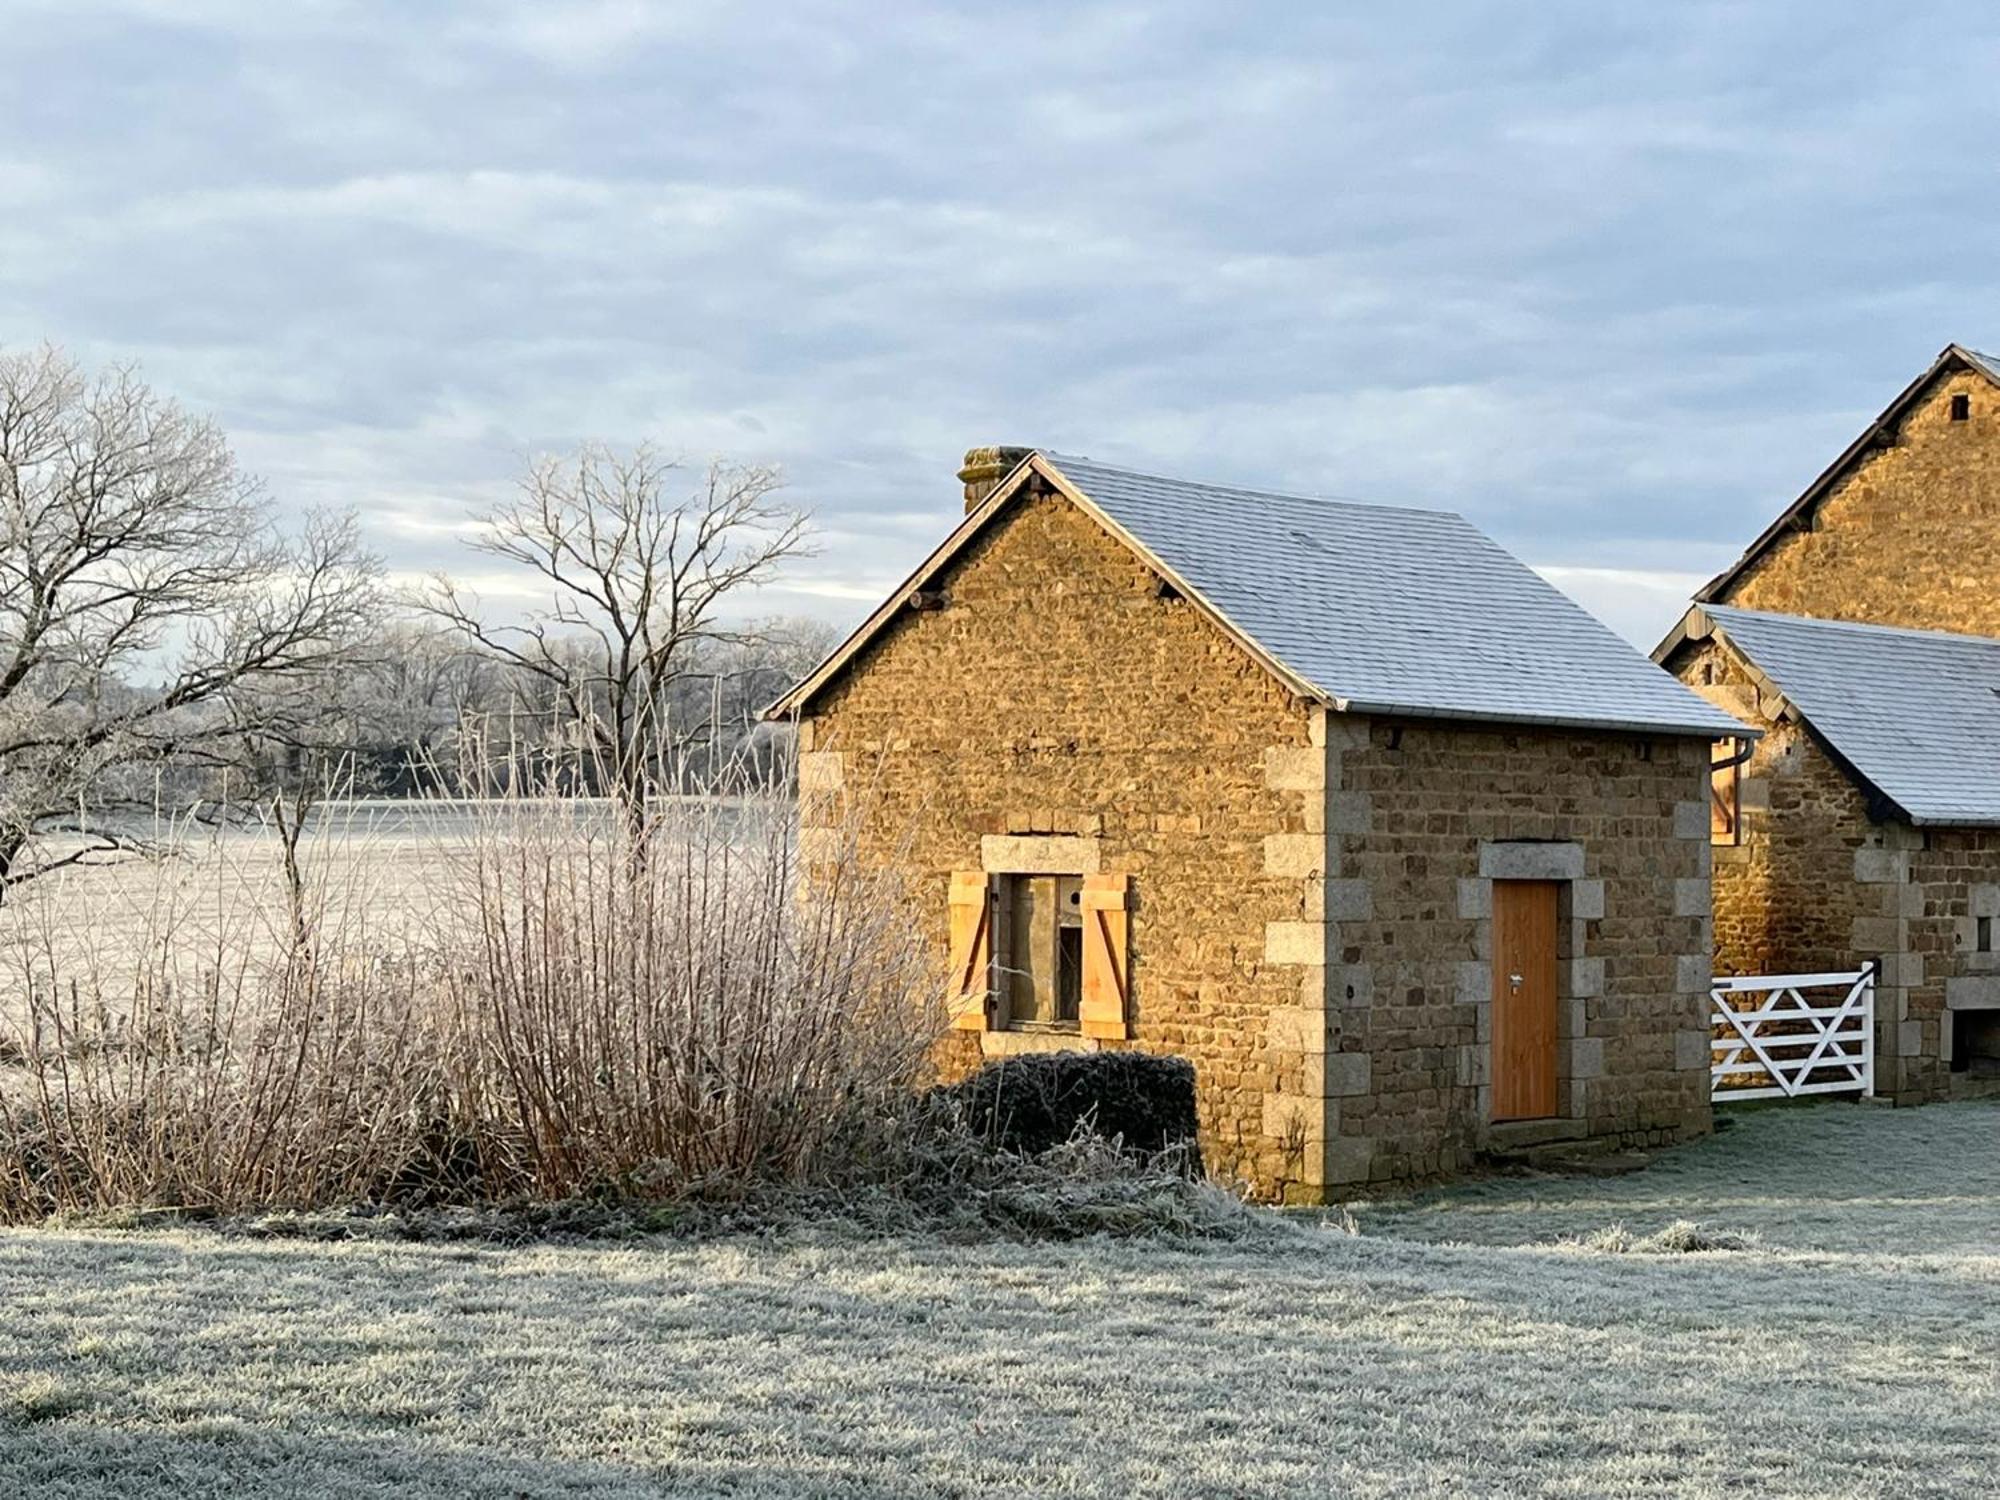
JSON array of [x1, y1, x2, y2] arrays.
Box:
[[957, 445, 1034, 513]]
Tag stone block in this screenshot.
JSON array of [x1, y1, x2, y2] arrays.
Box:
[[1331, 965, 1373, 1009], [1677, 953, 1712, 994], [1569, 879, 1605, 920], [1567, 957, 1605, 999], [1326, 791, 1371, 834], [1479, 841, 1585, 881], [1673, 877, 1709, 917], [1454, 1045, 1489, 1087], [1850, 916, 1903, 952], [1263, 833, 1327, 878], [1561, 997, 1588, 1039], [1263, 1093, 1325, 1147], [1881, 821, 1926, 851], [1324, 1137, 1374, 1185], [1456, 961, 1490, 1007], [1877, 951, 1923, 989], [1569, 1037, 1605, 1080], [1897, 1020, 1924, 1058], [1324, 879, 1373, 921], [1973, 886, 2000, 919], [1330, 1053, 1371, 1098], [1853, 847, 1909, 884], [980, 834, 1101, 874], [1264, 745, 1326, 792], [797, 750, 844, 790], [1294, 966, 1326, 1009], [1457, 878, 1491, 919], [1265, 1006, 1321, 1052], [1308, 1052, 1372, 1098], [1947, 974, 2000, 1011], [1323, 714, 1371, 750], [1672, 800, 1709, 841], [1675, 1028, 1711, 1072], [1265, 921, 1328, 966]]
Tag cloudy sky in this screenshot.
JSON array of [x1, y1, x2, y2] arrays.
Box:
[[5, 1, 1995, 647]]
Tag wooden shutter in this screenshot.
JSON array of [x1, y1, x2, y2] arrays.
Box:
[[1710, 738, 1743, 845], [946, 871, 993, 1031], [1079, 872, 1130, 1040]]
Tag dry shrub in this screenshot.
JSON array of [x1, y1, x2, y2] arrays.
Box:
[[0, 789, 943, 1221], [428, 794, 940, 1198], [1566, 1219, 1761, 1254]]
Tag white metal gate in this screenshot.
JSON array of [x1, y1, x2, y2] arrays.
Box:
[[1710, 967, 1876, 1102]]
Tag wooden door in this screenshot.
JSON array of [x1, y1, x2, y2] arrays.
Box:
[[1491, 880, 1559, 1121]]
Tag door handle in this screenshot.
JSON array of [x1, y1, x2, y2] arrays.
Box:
[[1508, 973, 1524, 988]]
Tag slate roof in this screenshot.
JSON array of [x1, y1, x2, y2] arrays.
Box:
[[1697, 605, 2000, 826], [774, 450, 1741, 740], [1041, 454, 1740, 737]]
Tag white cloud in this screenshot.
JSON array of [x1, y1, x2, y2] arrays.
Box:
[[2, 0, 1993, 651], [1533, 565, 1712, 651]]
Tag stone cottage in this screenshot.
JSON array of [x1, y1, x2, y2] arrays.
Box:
[[1658, 605, 2000, 1102], [1656, 341, 2000, 1102], [772, 447, 1742, 1200]]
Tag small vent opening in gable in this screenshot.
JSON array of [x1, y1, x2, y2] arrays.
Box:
[[1952, 393, 1972, 422]]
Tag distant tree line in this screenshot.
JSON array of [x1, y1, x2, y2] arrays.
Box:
[[0, 343, 833, 901], [303, 614, 838, 800]]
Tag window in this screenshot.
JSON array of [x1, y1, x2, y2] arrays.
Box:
[[1711, 738, 1744, 846], [944, 868, 1130, 1038], [999, 873, 1084, 1029], [1980, 916, 1993, 954], [1952, 393, 1972, 422]]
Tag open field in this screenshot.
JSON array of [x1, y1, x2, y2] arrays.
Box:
[[1, 1100, 1994, 1498], [0, 805, 626, 994]]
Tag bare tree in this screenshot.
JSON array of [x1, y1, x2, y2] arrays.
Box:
[[422, 444, 812, 820], [0, 345, 380, 899], [667, 615, 842, 778]]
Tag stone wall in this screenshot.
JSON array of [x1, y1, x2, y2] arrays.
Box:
[[1321, 719, 1715, 1186], [798, 479, 1321, 1196], [1677, 641, 1882, 976], [1719, 367, 2000, 633], [1903, 831, 2000, 1100], [1669, 636, 2000, 1101]]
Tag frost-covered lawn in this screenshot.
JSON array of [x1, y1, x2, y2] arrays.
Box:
[[2, 1102, 1996, 1498]]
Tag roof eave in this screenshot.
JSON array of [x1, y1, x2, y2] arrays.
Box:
[[1335, 696, 1754, 741]]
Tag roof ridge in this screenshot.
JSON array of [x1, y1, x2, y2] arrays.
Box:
[[1041, 451, 1464, 521], [1708, 603, 2000, 649]]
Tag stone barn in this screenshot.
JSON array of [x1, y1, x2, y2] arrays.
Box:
[[1659, 605, 2000, 1102], [1654, 340, 2000, 1103], [772, 447, 1742, 1200]]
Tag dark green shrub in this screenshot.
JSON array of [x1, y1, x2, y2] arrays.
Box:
[[925, 1051, 1201, 1169]]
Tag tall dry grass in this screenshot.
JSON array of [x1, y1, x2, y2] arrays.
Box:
[[0, 787, 944, 1221]]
